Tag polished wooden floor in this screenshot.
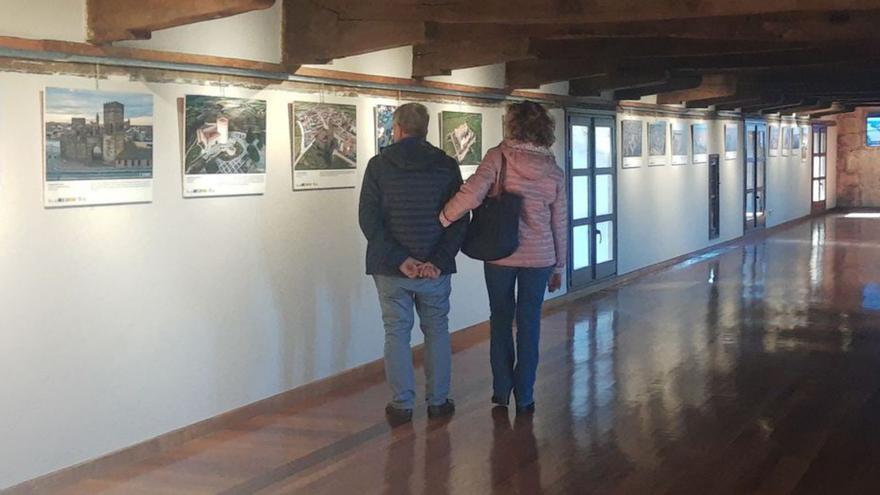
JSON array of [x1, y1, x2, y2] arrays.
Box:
[[39, 213, 880, 494]]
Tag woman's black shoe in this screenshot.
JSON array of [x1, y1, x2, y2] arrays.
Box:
[[516, 402, 535, 415]]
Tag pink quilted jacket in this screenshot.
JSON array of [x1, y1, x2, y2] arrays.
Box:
[[441, 140, 567, 273]]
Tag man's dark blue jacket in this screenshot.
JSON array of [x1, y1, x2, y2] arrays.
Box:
[[358, 137, 468, 276]]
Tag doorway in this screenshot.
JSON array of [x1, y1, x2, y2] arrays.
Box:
[[567, 112, 618, 289], [744, 120, 767, 231], [812, 125, 828, 214]]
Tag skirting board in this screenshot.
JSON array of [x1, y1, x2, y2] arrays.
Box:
[[6, 212, 819, 494]]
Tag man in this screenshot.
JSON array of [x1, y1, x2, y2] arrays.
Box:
[[359, 103, 468, 423]]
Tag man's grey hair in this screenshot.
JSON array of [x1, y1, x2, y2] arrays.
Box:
[[393, 103, 430, 138]]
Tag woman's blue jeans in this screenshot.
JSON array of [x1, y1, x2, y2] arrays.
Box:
[[483, 263, 553, 408]]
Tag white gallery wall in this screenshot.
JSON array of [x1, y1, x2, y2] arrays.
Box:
[[765, 120, 813, 228], [617, 114, 744, 275]]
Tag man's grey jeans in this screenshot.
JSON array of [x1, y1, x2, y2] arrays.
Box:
[[373, 274, 452, 409]]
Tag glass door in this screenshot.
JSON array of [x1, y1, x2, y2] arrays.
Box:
[[568, 113, 617, 289], [812, 125, 828, 213], [744, 120, 767, 231]]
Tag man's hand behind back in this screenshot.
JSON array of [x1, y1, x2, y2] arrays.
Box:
[[418, 262, 441, 280], [400, 257, 423, 279]]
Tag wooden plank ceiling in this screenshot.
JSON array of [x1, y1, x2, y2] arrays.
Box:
[[87, 0, 880, 115]]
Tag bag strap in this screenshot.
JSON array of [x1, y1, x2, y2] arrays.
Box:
[[491, 151, 507, 197]]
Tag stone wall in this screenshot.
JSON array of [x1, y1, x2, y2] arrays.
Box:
[[835, 107, 880, 207]]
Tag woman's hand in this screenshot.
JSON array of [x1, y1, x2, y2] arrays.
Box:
[[548, 273, 562, 293]]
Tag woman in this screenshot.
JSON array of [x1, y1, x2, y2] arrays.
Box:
[[440, 101, 567, 414]]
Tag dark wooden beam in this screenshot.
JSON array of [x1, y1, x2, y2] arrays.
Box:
[[506, 58, 614, 89], [754, 98, 821, 114], [530, 38, 806, 61], [427, 12, 880, 44], [615, 76, 703, 101], [315, 0, 880, 24], [656, 74, 736, 104], [569, 70, 669, 97], [282, 0, 425, 67], [412, 37, 530, 77], [86, 0, 276, 43]]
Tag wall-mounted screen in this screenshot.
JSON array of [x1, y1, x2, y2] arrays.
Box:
[[867, 114, 880, 147]]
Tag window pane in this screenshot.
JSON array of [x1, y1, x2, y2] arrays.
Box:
[[813, 180, 820, 202], [746, 192, 755, 221], [757, 158, 764, 186], [813, 157, 821, 178], [596, 221, 614, 264], [573, 225, 591, 270], [821, 131, 827, 153], [746, 161, 755, 189], [596, 174, 614, 216], [747, 130, 756, 159], [820, 179, 827, 201], [757, 131, 766, 159], [596, 126, 612, 168], [572, 125, 590, 170], [572, 176, 590, 220], [820, 156, 826, 177], [813, 131, 820, 153]]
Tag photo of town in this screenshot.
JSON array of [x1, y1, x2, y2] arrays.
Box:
[[184, 95, 267, 175], [692, 124, 708, 155], [44, 87, 153, 181], [648, 121, 667, 156], [375, 104, 396, 153], [725, 125, 738, 152], [441, 112, 482, 166], [621, 120, 643, 158], [293, 102, 357, 171]]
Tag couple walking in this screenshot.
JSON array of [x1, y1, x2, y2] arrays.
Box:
[[358, 101, 567, 424]]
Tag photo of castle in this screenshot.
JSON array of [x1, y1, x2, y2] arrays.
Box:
[[44, 88, 153, 181], [184, 95, 267, 175]]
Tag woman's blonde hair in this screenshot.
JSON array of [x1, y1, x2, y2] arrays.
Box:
[[505, 101, 556, 148]]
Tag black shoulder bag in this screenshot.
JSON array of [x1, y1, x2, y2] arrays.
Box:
[[461, 152, 522, 261]]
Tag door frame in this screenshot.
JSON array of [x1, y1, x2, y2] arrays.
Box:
[[743, 119, 768, 232], [565, 109, 618, 290], [811, 124, 828, 214]]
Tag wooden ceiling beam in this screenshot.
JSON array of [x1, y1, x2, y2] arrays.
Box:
[[529, 38, 807, 61], [656, 74, 737, 104], [425, 12, 880, 44], [569, 70, 669, 97], [614, 76, 703, 101], [506, 58, 614, 89], [282, 0, 425, 68], [412, 37, 531, 77], [313, 0, 880, 24], [86, 0, 276, 43]]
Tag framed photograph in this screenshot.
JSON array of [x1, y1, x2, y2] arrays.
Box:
[[724, 124, 738, 160], [648, 121, 667, 166], [183, 95, 267, 197], [671, 123, 688, 165], [440, 111, 483, 179], [621, 119, 643, 168], [692, 123, 708, 164], [43, 87, 153, 207], [782, 126, 791, 156], [769, 125, 780, 157], [291, 101, 358, 191], [374, 104, 396, 154]]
